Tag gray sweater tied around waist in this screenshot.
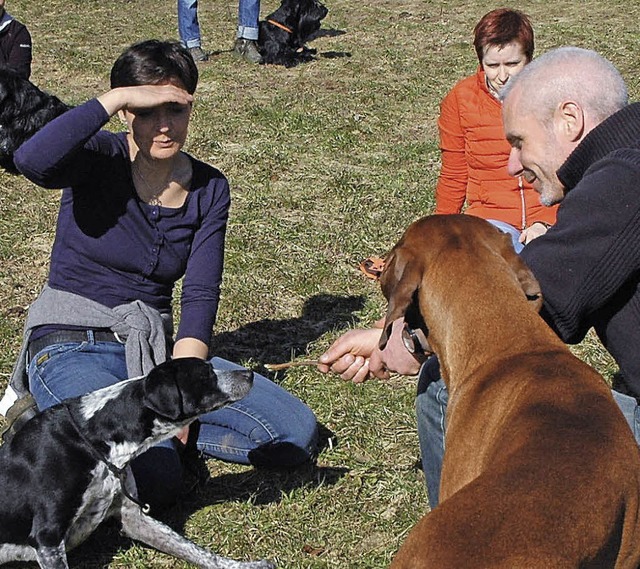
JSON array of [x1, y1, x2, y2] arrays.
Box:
[[1, 285, 173, 413]]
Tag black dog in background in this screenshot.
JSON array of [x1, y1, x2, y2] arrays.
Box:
[[258, 0, 328, 67], [0, 66, 70, 174]]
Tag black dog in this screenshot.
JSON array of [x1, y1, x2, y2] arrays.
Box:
[[0, 358, 275, 569], [258, 0, 328, 67], [0, 66, 70, 174]]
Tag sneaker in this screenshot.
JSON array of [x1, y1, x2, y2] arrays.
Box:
[[1, 393, 38, 443], [188, 46, 209, 62], [233, 38, 263, 64]]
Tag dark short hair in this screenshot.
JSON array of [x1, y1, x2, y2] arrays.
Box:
[[110, 39, 199, 94], [473, 9, 534, 64]]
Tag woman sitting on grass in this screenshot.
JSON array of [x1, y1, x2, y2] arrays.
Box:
[[1, 39, 318, 511], [435, 8, 558, 250]]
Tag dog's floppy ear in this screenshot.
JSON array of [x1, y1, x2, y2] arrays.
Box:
[[143, 360, 184, 420], [379, 248, 422, 349], [498, 235, 543, 312], [516, 261, 543, 312]]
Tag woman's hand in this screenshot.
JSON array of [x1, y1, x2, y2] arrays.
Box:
[[172, 337, 209, 444], [97, 84, 193, 117], [172, 337, 209, 360], [519, 221, 550, 245]]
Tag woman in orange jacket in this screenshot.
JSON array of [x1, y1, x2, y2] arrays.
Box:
[[435, 8, 557, 251]]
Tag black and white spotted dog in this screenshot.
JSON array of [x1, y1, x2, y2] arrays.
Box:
[[0, 358, 275, 569], [0, 66, 70, 174], [258, 0, 329, 67]]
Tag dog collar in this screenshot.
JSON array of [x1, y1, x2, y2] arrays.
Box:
[[402, 323, 432, 356], [267, 19, 293, 34], [62, 405, 151, 513]]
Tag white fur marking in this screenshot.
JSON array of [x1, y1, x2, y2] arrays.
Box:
[[106, 418, 188, 468], [78, 376, 144, 420]]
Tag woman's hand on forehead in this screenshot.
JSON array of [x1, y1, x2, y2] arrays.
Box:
[[98, 84, 193, 117]]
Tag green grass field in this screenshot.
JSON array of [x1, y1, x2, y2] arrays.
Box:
[[1, 0, 639, 567]]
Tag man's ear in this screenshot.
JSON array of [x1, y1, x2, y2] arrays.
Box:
[[557, 101, 585, 142]]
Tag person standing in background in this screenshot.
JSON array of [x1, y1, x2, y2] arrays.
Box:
[[232, 0, 262, 64], [177, 0, 263, 64]]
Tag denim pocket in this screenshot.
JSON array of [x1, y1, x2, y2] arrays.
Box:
[[28, 342, 88, 407], [28, 340, 127, 411], [30, 342, 88, 375]]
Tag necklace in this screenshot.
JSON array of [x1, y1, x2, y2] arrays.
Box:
[[132, 162, 166, 206]]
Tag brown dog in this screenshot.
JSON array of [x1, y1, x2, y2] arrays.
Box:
[[380, 214, 640, 568]]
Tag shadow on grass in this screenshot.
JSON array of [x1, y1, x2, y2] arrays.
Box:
[[210, 293, 366, 374], [61, 462, 348, 569], [185, 459, 348, 507], [206, 27, 350, 61]]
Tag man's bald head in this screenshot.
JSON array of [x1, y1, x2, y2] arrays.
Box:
[[501, 46, 627, 127], [501, 47, 628, 206]]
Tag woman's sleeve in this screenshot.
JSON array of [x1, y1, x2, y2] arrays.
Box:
[[434, 87, 468, 215], [13, 98, 112, 189], [176, 173, 231, 345]]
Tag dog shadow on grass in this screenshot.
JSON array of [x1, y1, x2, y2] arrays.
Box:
[[309, 27, 352, 60], [65, 462, 349, 568]]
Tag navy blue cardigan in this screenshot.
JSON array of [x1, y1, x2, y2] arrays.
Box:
[[14, 98, 230, 346]]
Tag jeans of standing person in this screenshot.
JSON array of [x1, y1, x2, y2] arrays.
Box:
[[415, 354, 640, 509], [237, 0, 260, 40], [177, 0, 202, 48], [27, 331, 319, 510], [177, 0, 261, 45]]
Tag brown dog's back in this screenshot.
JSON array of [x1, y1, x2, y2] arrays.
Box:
[[382, 215, 640, 568]]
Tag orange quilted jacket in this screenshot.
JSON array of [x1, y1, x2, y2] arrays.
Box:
[[435, 68, 557, 229]]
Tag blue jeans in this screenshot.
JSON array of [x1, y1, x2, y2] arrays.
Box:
[[177, 0, 202, 48], [237, 0, 260, 40], [28, 332, 319, 510], [177, 0, 261, 45], [416, 355, 640, 509]]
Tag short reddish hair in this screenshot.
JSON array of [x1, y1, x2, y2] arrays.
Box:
[[473, 8, 534, 64]]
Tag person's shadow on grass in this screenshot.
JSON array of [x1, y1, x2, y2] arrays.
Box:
[[209, 293, 366, 373]]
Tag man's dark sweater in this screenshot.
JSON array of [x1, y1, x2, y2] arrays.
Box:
[[521, 102, 640, 398]]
